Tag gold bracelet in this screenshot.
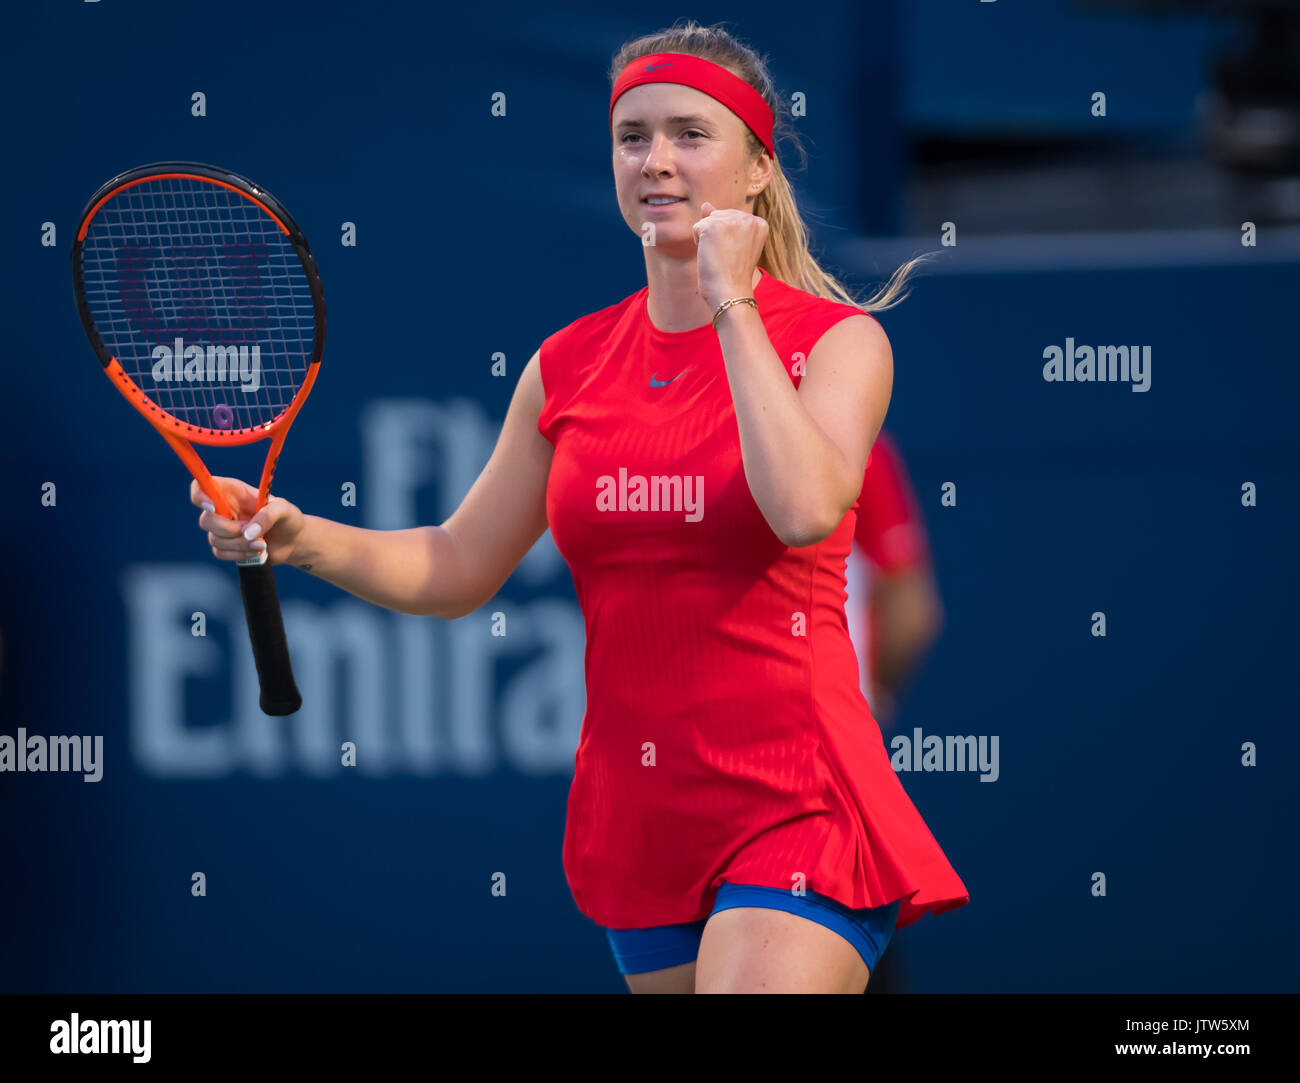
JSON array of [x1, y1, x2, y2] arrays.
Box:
[[711, 296, 758, 329]]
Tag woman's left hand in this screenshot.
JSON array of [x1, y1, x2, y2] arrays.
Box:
[[693, 202, 768, 312]]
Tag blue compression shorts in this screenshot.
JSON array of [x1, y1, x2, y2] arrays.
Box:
[[604, 883, 903, 975]]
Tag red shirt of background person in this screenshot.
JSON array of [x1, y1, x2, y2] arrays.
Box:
[[844, 431, 944, 731]]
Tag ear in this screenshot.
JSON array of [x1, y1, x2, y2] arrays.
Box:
[[749, 150, 774, 200]]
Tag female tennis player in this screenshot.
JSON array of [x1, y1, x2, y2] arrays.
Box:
[[192, 21, 969, 993]]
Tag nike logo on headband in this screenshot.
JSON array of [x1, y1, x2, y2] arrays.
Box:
[[645, 62, 675, 71]]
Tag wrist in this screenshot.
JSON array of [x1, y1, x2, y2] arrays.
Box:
[[287, 513, 322, 571], [711, 295, 759, 330], [706, 283, 754, 309]]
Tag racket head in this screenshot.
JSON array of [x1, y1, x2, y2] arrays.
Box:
[[71, 161, 325, 447]]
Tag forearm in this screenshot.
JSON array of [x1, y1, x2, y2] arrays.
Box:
[[288, 515, 475, 619], [870, 574, 944, 691], [716, 304, 851, 545]]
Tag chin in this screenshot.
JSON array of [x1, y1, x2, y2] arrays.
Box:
[[633, 222, 693, 248]]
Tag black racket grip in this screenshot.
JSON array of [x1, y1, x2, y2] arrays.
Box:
[[236, 561, 302, 715]]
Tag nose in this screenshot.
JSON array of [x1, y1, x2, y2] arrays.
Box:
[[641, 131, 675, 177]]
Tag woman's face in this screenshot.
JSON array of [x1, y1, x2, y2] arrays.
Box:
[[612, 81, 771, 254]]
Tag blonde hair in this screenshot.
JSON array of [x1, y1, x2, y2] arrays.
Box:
[[610, 19, 932, 314]]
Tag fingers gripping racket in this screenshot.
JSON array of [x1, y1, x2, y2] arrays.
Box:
[[71, 162, 325, 716]]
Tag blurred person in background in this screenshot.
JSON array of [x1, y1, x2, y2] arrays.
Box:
[[845, 429, 944, 993], [847, 430, 943, 732]]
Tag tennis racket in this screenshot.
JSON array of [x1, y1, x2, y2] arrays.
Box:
[[71, 161, 325, 716]]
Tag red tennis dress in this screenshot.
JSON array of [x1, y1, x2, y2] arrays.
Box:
[[537, 266, 969, 931]]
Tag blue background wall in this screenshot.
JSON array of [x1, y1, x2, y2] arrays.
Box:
[[1, 1, 1295, 992]]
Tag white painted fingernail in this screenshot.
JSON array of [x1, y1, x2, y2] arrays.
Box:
[[251, 539, 267, 552], [243, 523, 263, 541], [201, 502, 215, 512]]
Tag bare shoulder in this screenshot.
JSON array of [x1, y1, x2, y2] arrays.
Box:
[[808, 312, 892, 364], [798, 312, 894, 496], [802, 312, 893, 394], [513, 348, 545, 418]]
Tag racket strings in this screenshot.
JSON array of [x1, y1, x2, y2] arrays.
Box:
[[79, 176, 316, 434]]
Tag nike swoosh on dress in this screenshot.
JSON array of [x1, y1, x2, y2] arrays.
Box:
[[649, 370, 688, 387]]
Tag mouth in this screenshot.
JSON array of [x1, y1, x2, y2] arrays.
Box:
[[642, 196, 687, 208]]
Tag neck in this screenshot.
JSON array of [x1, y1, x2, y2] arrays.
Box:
[[644, 257, 761, 333]]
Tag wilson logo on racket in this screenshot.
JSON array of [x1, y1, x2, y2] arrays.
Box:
[[72, 161, 326, 716], [150, 338, 263, 393]]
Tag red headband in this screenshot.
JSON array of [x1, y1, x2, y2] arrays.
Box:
[[609, 52, 776, 160]]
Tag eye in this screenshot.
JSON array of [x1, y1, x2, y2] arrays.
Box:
[[619, 130, 707, 144]]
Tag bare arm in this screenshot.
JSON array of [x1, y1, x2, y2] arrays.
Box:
[[717, 307, 893, 548], [193, 350, 553, 620]]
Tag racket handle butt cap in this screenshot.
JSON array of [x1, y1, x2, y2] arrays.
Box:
[[261, 691, 303, 716]]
